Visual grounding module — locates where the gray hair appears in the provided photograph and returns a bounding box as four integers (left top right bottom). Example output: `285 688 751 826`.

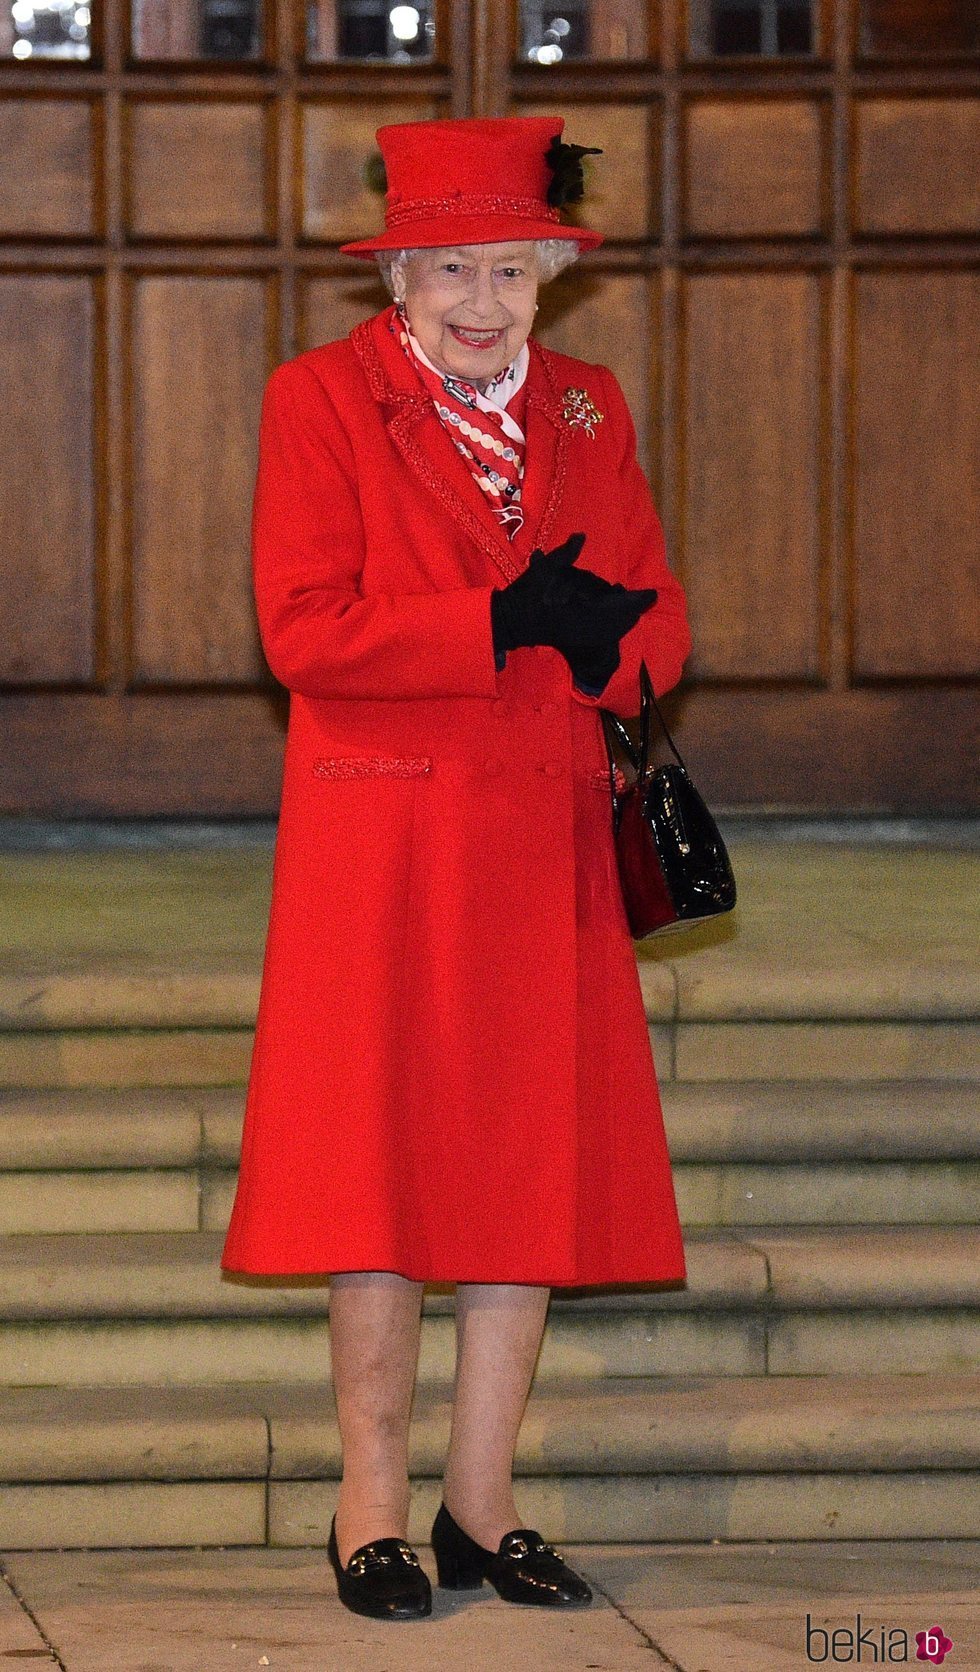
374 238 581 296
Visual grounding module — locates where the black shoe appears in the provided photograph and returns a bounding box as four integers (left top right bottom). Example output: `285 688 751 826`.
327 1513 432 1619
430 1501 592 1607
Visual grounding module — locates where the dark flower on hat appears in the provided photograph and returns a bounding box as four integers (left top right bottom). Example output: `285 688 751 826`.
543 134 603 208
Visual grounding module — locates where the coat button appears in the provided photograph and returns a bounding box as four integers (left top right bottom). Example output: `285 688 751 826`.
535 762 562 776
484 757 503 775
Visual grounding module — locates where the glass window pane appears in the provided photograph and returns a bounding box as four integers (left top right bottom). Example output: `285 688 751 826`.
690 0 813 57
861 0 978 55
306 0 435 62
518 2 650 63
1 0 92 60
132 0 262 57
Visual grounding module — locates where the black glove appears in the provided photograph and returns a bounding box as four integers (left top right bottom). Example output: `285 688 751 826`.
562 639 622 696
490 532 591 663
491 532 657 668
529 534 658 695
558 591 663 693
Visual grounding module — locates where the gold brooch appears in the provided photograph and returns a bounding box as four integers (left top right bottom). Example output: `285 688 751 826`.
562 387 604 438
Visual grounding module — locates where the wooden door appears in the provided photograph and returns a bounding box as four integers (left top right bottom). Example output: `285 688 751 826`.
0 0 976 814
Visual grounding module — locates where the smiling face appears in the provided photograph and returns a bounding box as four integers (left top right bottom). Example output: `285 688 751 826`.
392 242 541 391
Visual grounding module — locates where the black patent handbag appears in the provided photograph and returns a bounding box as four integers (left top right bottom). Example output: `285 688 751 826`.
599 659 737 938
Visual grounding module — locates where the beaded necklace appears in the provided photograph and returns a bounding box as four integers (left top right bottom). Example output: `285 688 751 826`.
389 303 529 539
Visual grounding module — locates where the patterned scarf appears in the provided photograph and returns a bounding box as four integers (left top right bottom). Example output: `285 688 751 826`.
389 303 529 539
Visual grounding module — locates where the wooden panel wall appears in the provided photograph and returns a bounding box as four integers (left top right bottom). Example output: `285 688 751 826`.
0 275 97 685
507 0 978 811
0 0 976 814
853 268 979 679
129 274 271 683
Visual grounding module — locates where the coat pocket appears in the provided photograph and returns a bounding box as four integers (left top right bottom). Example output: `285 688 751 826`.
589 766 628 793
312 755 432 780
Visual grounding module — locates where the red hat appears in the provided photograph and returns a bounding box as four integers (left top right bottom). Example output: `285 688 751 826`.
339 115 604 258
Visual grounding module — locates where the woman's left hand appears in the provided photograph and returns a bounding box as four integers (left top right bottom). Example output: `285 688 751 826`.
562 639 621 695
556 578 659 694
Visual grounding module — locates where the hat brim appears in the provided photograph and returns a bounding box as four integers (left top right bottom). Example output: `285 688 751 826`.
339 213 603 258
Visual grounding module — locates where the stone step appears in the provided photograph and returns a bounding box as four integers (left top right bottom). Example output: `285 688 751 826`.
4 1158 977 1236
671 1022 978 1082
664 1080 980 1159
1 845 975 1086
3 1080 977 1166
0 1021 976 1088
0 1375 975 1548
5 1227 977 1318
3 967 977 1029
0 1029 255 1090
1 1083 976 1234
2 844 977 1031
0 1228 975 1386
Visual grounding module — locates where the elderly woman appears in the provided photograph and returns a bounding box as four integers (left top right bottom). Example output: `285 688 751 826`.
222 115 691 1621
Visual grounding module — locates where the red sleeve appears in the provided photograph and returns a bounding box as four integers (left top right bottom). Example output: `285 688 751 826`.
569 365 691 719
252 360 500 700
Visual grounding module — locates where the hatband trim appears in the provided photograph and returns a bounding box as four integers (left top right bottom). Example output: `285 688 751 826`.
385 193 563 229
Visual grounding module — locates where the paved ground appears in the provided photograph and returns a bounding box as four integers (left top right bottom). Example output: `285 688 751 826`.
1 1541 976 1670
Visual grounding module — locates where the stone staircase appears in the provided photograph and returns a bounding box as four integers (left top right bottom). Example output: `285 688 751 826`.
0 835 976 1549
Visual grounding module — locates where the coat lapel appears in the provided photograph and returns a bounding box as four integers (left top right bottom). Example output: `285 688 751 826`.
516 350 571 564
350 306 572 585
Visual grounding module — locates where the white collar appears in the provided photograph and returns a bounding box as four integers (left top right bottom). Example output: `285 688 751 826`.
402 317 530 426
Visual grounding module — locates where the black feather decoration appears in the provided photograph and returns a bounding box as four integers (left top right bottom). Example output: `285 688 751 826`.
365 151 387 194
543 134 603 208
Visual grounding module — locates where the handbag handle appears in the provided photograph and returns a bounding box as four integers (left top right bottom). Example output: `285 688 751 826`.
600 659 689 787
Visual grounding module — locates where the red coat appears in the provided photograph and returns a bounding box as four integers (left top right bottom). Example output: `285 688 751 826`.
221 302 691 1286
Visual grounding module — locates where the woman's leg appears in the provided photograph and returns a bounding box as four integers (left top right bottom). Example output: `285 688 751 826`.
441 1282 551 1551
328 1270 425 1566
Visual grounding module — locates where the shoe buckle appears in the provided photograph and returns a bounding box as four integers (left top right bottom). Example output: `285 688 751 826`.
506 1533 559 1559
511 1536 560 1562
349 1542 419 1575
